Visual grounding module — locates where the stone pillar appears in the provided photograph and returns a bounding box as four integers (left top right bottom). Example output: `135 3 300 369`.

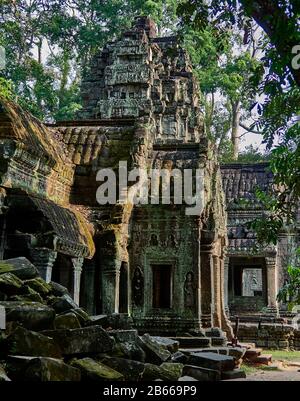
30 248 57 283
212 254 222 328
80 260 96 315
266 256 279 314
224 256 230 316
71 257 84 305
102 262 121 314
200 245 213 328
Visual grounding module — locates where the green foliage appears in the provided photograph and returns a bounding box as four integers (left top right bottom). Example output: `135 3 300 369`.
237 145 270 163
0 76 13 99
277 252 300 310
178 0 300 241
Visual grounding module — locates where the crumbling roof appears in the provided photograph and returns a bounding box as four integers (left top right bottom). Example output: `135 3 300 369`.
0 96 72 167
221 163 273 205
27 195 95 259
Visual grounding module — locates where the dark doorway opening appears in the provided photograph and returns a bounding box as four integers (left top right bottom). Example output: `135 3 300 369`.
52 253 73 294
119 262 128 313
152 264 172 309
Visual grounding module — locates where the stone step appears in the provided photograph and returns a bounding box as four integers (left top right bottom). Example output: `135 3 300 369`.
252 354 272 365
234 342 256 349
170 337 211 348
211 337 227 346
244 348 263 360
180 346 246 361
221 369 247 380
182 365 221 381
188 352 235 372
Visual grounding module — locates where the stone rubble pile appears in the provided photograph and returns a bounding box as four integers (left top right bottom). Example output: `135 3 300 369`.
0 257 247 381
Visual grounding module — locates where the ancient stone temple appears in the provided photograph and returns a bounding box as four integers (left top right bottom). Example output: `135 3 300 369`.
0 17 231 337
221 163 299 318
0 17 298 342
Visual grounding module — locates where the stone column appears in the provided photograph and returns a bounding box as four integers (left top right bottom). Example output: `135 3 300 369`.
224 256 230 316
102 262 121 314
71 257 84 305
212 254 222 328
266 256 279 314
30 248 57 283
200 245 213 328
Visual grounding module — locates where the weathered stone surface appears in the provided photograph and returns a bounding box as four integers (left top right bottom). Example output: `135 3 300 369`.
0 258 38 280
112 341 146 362
171 351 189 364
18 285 44 303
142 362 183 381
188 352 235 372
182 365 221 381
178 375 198 381
71 357 124 381
43 326 115 355
221 369 246 380
7 326 61 357
87 315 109 328
109 329 138 343
0 364 11 381
49 294 78 313
49 281 69 297
0 301 55 331
170 337 211 348
0 273 23 295
159 363 184 381
138 334 171 365
54 312 81 329
101 356 145 381
151 337 179 353
70 308 90 325
8 356 81 381
107 313 133 330
24 277 51 296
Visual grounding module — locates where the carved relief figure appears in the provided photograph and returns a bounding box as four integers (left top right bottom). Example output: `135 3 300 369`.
150 234 158 246
184 271 195 308
132 266 144 306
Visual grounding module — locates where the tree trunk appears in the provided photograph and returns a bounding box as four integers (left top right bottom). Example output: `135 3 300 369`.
231 100 241 160
241 0 300 87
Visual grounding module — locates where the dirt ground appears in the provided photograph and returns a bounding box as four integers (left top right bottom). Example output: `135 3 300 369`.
234 356 300 381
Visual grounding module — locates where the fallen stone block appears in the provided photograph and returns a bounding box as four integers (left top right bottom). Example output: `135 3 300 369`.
7 356 81 381
171 351 189 364
221 369 247 380
101 356 145 381
188 352 235 372
71 357 124 381
0 258 38 280
252 354 272 365
0 301 55 331
178 375 198 381
151 337 179 353
142 362 183 381
24 277 51 296
49 294 78 313
107 313 133 330
171 337 211 348
49 281 70 297
112 341 146 362
42 325 115 355
7 326 61 357
54 312 81 329
87 315 109 328
0 273 23 295
182 365 221 381
138 334 171 365
109 329 138 343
